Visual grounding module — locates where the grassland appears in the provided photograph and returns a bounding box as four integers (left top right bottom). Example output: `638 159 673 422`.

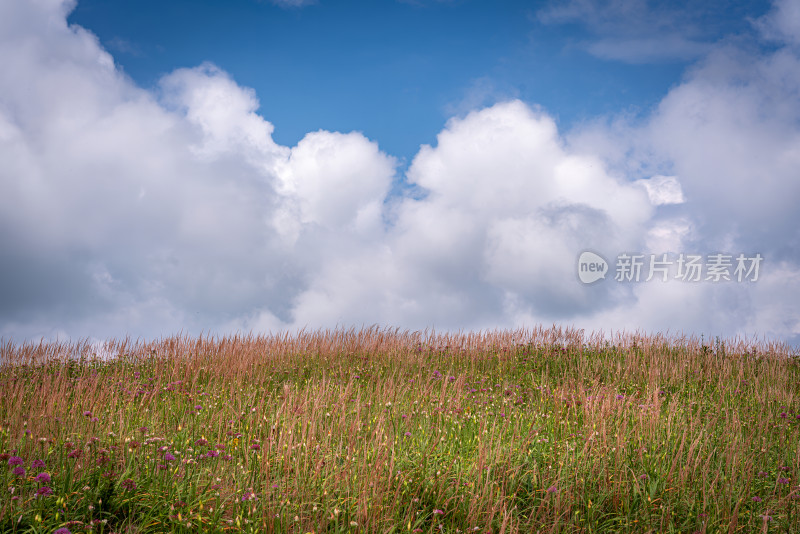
0 326 798 533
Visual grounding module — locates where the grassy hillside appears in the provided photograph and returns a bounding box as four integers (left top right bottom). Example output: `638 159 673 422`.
1 327 798 533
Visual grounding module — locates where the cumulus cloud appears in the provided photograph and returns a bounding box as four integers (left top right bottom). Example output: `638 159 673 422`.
1 0 799 344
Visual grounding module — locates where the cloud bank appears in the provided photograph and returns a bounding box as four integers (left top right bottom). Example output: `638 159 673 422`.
1 0 799 344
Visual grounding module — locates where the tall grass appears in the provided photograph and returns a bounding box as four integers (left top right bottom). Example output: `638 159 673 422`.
0 326 798 533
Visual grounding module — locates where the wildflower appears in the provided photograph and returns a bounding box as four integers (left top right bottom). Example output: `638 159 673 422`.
616 395 624 400
405 432 412 437
36 486 53 496
778 477 790 484
54 529 71 534
241 491 258 501
32 459 45 469
752 496 763 502
7 456 23 466
250 444 260 451
12 466 25 477
194 405 202 411
121 478 137 491
195 438 208 446
83 411 92 417
206 450 220 458
36 472 51 484
546 486 558 493
67 449 82 459
164 452 176 462
433 509 444 515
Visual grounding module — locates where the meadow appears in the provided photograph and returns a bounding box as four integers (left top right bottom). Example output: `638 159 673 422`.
0 326 798 533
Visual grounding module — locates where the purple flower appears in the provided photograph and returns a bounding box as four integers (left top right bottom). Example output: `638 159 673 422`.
250 444 260 451
433 509 444 515
616 395 625 400
194 405 202 411
164 452 176 462
195 438 208 446
405 432 412 437
778 477 790 484
12 466 25 476
205 450 220 458
121 478 137 491
546 486 558 493
752 496 763 502
36 486 53 496
83 411 92 417
241 491 258 502
54 529 71 534
31 459 45 469
36 472 51 483
8 456 23 466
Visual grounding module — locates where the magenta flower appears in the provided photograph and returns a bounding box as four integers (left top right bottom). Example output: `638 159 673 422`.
83 411 92 417
7 456 23 466
36 472 51 483
36 486 53 496
753 496 763 502
12 466 25 477
250 443 260 451
54 529 71 534
195 438 208 446
546 486 558 493
121 478 137 491
164 452 176 462
433 509 444 515
404 432 412 437
31 459 45 469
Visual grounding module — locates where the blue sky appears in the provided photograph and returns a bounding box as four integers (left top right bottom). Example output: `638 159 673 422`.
68 0 768 167
1 0 799 346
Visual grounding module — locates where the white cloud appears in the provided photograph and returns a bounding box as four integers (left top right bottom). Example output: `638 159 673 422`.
268 0 317 8
754 0 800 47
1 0 799 345
634 175 685 206
537 0 728 63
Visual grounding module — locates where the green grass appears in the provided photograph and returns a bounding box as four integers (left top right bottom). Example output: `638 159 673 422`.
0 327 798 533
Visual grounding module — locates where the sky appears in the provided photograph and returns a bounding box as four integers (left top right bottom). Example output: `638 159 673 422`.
1 0 799 346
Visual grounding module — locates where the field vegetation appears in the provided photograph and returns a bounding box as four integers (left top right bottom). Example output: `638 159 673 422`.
0 327 798 533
